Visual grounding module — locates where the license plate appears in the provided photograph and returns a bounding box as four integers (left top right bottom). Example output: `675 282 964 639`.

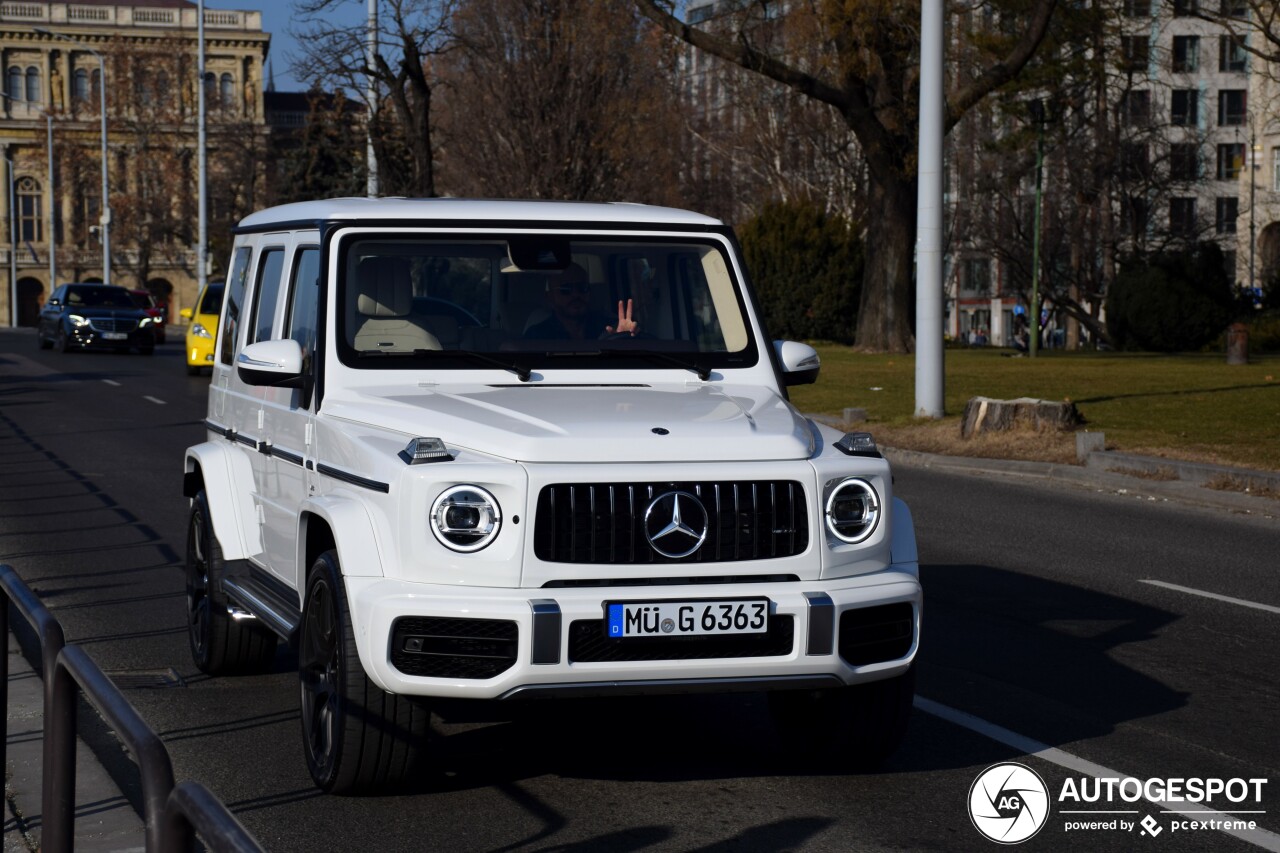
605 599 769 638
102 332 127 340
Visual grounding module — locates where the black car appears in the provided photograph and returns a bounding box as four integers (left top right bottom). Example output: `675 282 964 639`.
36 283 157 355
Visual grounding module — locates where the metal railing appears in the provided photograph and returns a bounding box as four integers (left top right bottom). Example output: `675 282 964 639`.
0 563 264 853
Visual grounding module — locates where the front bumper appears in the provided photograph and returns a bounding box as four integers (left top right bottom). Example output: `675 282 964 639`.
347 569 921 699
185 335 215 367
68 326 153 349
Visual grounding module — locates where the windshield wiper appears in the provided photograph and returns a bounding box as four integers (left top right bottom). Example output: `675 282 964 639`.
597 348 711 381
417 349 532 382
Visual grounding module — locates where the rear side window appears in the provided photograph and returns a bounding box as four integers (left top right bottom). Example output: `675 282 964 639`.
285 247 321 359
218 247 253 366
248 248 287 344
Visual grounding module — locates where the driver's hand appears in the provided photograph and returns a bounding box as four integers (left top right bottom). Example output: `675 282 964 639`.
606 299 637 336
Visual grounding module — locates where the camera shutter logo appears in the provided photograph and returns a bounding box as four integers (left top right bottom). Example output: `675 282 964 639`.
643 491 708 558
968 762 1050 844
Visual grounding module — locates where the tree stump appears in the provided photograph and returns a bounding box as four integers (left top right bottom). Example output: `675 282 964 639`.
960 396 1084 438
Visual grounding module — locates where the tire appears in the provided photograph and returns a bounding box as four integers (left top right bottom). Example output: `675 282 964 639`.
769 665 915 769
56 330 71 353
186 363 202 376
139 346 155 356
185 491 278 675
37 328 52 350
300 550 430 794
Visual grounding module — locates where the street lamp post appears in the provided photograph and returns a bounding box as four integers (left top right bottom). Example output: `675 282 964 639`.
1028 99 1048 359
35 28 109 285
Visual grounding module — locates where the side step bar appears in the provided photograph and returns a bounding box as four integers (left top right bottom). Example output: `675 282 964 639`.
221 564 302 641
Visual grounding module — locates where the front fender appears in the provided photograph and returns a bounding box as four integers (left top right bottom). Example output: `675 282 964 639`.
299 495 387 582
184 441 258 561
889 497 919 578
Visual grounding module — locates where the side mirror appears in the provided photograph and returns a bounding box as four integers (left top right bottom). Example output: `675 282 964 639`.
237 339 305 387
179 308 193 321
774 340 820 386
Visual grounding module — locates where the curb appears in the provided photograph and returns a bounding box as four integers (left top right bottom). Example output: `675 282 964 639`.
881 446 1280 519
4 632 145 853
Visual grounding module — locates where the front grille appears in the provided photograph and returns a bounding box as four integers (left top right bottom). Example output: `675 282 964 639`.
568 616 794 662
838 603 914 666
89 318 139 333
390 616 518 679
534 481 808 565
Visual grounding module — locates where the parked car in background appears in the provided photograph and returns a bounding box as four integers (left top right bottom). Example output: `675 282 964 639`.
180 282 224 375
129 289 167 343
36 283 157 354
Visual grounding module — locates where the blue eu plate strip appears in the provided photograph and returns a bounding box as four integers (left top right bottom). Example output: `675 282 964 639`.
607 604 624 637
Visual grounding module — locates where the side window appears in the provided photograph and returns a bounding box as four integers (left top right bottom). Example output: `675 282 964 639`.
248 248 286 344
218 246 253 365
285 247 321 359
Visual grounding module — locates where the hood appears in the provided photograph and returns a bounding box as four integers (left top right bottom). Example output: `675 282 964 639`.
64 306 147 319
324 383 816 463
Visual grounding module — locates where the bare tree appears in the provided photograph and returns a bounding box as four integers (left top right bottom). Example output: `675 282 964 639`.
635 0 1058 353
294 0 454 197
434 0 687 203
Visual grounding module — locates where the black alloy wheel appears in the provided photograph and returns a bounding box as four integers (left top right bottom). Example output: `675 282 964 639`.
300 550 429 794
185 490 277 674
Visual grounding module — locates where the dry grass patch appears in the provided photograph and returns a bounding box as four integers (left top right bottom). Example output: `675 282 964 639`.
870 419 1079 465
1204 475 1280 501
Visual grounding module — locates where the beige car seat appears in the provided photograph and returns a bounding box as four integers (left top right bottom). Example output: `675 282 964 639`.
352 257 440 352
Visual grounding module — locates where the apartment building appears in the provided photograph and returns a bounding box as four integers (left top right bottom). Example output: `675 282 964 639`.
0 0 268 326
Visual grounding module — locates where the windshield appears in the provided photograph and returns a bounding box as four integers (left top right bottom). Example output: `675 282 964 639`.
65 286 135 309
336 234 756 372
199 285 225 315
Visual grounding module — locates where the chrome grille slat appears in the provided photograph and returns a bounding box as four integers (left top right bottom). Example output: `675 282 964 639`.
534 480 808 565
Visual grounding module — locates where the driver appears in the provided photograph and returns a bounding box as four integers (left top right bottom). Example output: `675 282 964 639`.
523 262 637 340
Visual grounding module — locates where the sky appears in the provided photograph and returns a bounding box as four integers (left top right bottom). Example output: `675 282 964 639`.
206 0 366 94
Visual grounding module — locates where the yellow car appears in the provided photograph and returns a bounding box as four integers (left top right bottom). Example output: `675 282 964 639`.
180 282 224 375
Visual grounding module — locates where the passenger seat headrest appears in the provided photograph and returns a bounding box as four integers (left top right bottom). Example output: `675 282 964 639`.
356 257 413 317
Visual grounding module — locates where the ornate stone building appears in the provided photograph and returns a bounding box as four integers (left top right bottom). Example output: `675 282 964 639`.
0 0 268 326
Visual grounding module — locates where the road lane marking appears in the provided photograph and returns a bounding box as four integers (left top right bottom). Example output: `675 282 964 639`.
914 696 1280 851
102 380 121 386
1139 579 1280 615
143 396 166 406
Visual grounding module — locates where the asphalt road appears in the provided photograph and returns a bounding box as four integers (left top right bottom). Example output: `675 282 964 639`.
1 326 1277 852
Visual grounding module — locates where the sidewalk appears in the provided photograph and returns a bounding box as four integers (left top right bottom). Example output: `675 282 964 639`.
4 632 145 853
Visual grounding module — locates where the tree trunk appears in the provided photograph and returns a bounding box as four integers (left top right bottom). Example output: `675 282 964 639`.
854 174 916 353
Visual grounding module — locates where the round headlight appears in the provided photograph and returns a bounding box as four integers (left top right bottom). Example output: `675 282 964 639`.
825 478 880 544
431 485 501 552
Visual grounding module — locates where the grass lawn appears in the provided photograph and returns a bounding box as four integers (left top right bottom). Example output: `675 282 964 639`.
789 347 1280 472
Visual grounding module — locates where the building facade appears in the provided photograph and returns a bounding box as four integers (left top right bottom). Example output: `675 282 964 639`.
0 0 268 326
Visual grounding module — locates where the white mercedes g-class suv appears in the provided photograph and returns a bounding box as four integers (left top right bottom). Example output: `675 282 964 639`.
182 198 921 793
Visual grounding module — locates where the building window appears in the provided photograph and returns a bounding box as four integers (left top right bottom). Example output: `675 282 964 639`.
1121 196 1149 238
1223 250 1236 281
156 71 170 106
203 71 215 103
1219 35 1247 72
1170 143 1199 181
1220 0 1247 17
1123 0 1151 14
1171 89 1198 126
91 68 101 102
1217 143 1245 179
1170 197 1197 238
1274 148 1280 191
1121 90 1151 126
7 66 21 101
1216 197 1239 234
17 177 43 242
73 68 88 102
1121 143 1150 181
25 67 39 103
1172 36 1199 72
220 72 234 109
1121 36 1150 72
1173 0 1198 15
1218 90 1246 126
962 258 991 297
688 4 715 24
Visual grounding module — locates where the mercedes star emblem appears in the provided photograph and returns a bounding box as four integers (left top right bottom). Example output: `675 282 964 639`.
643 491 709 558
